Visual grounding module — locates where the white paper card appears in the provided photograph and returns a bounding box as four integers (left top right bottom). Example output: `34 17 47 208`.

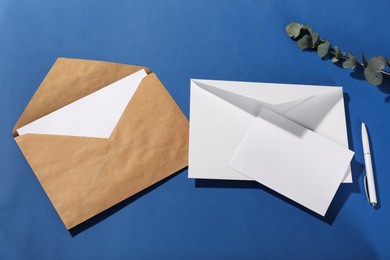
17 69 147 138
229 108 354 216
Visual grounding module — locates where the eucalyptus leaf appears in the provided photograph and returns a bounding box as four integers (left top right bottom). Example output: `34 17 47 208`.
364 67 383 86
342 60 355 69
286 22 390 88
334 47 342 57
311 32 319 48
286 23 303 38
367 57 385 72
297 35 312 49
317 41 330 58
342 53 358 69
332 47 343 63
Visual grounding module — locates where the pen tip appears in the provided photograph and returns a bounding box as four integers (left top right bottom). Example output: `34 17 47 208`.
362 122 367 131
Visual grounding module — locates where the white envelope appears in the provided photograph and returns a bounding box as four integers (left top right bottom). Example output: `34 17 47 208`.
188 79 354 216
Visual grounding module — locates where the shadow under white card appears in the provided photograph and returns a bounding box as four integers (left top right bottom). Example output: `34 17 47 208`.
229 108 354 216
17 69 147 138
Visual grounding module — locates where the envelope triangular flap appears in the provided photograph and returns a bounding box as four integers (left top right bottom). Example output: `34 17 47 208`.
193 79 347 149
14 59 189 229
13 58 150 136
193 79 339 106
193 80 315 117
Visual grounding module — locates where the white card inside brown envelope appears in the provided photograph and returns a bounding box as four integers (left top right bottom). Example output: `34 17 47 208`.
17 69 147 138
13 58 189 229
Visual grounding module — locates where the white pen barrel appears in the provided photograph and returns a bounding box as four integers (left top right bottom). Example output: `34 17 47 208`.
364 153 377 205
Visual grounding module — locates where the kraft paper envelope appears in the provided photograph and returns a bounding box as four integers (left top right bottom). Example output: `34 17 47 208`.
13 58 189 229
188 79 354 215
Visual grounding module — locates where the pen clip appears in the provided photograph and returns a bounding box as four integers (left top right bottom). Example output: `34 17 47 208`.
364 175 371 202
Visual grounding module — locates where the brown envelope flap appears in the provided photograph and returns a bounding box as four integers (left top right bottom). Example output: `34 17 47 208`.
15 72 189 229
13 57 151 136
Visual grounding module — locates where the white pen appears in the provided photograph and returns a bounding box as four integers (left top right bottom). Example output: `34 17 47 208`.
362 122 377 207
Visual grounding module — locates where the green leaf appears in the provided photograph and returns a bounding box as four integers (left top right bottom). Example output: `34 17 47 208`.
367 57 386 72
334 46 342 57
343 60 355 69
361 52 368 68
297 35 312 49
311 32 319 48
364 67 383 86
317 41 330 58
332 47 342 62
332 46 343 63
342 53 358 69
378 55 386 63
286 23 303 38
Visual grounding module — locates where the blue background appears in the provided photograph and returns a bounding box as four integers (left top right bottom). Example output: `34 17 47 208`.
1 0 390 259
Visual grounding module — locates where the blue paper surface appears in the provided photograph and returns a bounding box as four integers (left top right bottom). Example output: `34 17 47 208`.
1 0 390 258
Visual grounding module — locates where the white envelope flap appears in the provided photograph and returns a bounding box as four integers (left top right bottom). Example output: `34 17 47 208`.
192 79 334 104
16 69 147 138
193 79 342 126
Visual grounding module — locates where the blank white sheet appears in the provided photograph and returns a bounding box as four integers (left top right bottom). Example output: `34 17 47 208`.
229 108 354 216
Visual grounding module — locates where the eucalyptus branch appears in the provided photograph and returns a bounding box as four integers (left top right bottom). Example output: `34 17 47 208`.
286 22 390 86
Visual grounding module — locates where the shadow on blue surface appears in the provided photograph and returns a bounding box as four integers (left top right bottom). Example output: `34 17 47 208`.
69 167 187 237
196 169 362 225
379 74 390 102
349 65 366 81
195 94 365 225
